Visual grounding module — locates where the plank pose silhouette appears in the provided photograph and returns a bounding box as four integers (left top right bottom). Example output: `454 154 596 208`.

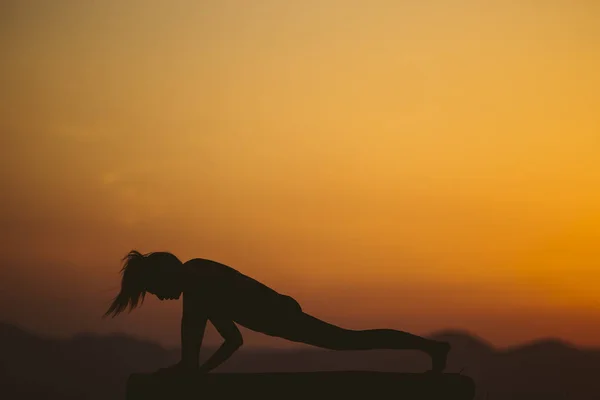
104 250 451 375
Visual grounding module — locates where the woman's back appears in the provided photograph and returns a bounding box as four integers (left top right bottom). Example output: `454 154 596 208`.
182 258 291 318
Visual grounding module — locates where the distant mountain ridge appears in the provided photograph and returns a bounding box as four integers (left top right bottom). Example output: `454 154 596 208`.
1 321 599 400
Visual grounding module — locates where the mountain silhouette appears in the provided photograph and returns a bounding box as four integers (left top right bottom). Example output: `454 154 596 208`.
1 321 599 399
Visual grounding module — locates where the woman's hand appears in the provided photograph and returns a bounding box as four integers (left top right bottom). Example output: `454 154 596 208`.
154 361 201 377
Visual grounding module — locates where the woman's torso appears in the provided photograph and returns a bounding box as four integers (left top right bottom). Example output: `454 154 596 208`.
182 258 300 324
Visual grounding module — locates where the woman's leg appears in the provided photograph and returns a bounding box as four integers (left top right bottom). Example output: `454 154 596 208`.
273 311 450 372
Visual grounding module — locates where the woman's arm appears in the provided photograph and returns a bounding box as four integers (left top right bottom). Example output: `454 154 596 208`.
180 315 207 369
180 292 208 369
198 318 243 373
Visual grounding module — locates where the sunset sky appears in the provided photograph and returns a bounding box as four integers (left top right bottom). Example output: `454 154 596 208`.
1 0 599 349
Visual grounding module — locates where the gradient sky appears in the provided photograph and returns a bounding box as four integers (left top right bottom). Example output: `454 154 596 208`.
1 0 599 349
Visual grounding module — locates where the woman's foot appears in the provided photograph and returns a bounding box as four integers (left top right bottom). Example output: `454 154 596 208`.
427 341 451 373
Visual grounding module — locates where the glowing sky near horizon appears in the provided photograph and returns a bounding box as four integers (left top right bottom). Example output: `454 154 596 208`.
1 0 599 349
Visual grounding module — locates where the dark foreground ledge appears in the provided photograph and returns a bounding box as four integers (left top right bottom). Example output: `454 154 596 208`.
127 371 476 400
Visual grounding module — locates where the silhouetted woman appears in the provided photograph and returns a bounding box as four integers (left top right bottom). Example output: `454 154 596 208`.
104 250 450 374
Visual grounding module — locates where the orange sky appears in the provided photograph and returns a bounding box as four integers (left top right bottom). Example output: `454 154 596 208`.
1 0 599 349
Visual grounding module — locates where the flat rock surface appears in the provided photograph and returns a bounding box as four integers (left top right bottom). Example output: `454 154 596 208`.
127 371 476 400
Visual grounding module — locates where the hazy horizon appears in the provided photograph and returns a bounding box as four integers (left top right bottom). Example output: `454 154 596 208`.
1 0 599 349
4 317 597 353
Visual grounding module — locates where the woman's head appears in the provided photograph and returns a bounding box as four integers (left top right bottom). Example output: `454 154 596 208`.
103 250 184 318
